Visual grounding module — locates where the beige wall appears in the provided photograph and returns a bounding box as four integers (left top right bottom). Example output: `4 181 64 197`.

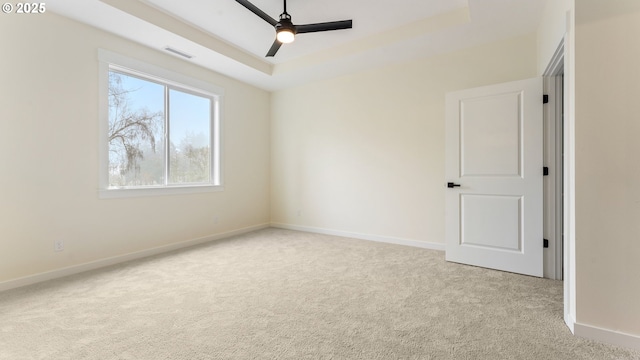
537 0 572 75
0 13 271 283
271 34 537 245
574 3 640 336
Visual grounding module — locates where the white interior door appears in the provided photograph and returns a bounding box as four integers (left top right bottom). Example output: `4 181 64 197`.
445 78 543 277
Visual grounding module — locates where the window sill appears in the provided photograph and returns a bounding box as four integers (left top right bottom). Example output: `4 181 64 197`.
99 184 224 199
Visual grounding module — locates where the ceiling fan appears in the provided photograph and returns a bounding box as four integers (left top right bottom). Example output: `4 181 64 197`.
235 0 353 57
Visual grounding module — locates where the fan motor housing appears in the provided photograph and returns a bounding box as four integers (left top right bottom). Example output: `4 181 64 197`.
276 16 296 35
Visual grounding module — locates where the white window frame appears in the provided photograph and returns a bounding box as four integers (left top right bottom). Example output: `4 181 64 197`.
98 49 224 198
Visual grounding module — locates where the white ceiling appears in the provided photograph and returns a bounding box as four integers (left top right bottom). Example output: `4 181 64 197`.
47 0 546 91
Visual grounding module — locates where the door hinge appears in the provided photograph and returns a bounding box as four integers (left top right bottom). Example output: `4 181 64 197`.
543 94 549 104
543 239 549 248
543 166 549 176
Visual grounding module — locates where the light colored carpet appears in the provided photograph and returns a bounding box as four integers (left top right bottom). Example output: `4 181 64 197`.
1 228 638 360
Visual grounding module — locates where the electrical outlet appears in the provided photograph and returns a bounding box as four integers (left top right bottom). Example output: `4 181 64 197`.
213 216 219 225
296 209 302 217
54 240 64 252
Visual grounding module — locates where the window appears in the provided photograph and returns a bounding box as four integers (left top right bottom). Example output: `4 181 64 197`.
99 50 223 197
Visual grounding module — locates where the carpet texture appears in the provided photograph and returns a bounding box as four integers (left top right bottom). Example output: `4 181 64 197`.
1 228 638 359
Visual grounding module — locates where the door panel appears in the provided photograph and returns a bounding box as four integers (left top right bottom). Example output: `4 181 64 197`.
445 78 543 277
462 194 522 251
461 92 522 176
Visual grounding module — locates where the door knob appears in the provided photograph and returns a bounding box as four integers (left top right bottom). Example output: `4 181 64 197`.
447 182 461 188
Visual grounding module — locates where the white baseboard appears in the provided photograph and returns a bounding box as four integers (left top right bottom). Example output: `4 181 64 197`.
575 322 640 351
270 223 445 251
0 223 269 293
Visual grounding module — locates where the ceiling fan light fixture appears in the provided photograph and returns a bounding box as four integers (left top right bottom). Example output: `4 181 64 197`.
276 28 295 43
275 16 296 44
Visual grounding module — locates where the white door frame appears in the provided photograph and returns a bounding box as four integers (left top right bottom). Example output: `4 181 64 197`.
543 35 576 334
543 40 564 281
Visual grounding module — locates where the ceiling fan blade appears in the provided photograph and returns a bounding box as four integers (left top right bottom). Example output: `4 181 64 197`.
235 0 278 26
296 20 352 34
266 39 283 57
